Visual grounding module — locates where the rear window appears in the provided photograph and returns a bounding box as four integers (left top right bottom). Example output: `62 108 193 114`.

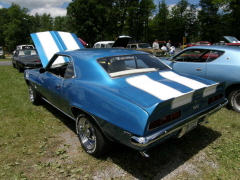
98 54 170 78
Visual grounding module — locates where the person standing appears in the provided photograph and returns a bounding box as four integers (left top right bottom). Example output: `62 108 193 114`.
170 45 175 56
152 39 159 49
166 40 171 54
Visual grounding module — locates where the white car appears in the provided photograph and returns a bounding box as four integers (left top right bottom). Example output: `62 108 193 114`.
93 41 114 48
13 44 35 54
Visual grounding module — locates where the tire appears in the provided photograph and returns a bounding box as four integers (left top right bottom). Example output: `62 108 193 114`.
228 88 240 113
12 61 16 68
28 84 42 105
16 62 24 72
76 114 111 157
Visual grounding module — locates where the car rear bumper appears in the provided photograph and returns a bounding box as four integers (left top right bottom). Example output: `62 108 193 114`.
130 98 228 149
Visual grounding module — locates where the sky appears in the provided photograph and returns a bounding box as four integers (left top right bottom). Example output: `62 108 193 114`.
0 0 200 17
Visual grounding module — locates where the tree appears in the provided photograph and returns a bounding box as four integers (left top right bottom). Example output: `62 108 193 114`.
0 8 8 47
198 0 222 43
3 3 32 51
148 0 169 42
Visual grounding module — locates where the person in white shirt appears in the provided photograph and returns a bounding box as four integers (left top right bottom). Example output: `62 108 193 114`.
152 39 159 49
170 46 175 56
161 44 167 51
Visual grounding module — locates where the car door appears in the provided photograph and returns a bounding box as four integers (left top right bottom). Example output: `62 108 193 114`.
169 49 209 79
38 55 70 108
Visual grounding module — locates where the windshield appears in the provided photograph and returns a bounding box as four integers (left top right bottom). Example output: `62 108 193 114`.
223 36 239 43
98 54 170 78
19 49 37 56
138 43 152 48
105 43 113 48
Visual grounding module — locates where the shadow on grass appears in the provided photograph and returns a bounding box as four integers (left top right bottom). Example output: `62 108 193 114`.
109 125 221 179
40 101 76 132
40 101 221 179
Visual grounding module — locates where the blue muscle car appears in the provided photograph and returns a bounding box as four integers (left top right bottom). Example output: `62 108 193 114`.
24 31 227 157
159 46 240 113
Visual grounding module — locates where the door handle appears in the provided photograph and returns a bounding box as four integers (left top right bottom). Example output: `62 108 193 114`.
196 68 202 71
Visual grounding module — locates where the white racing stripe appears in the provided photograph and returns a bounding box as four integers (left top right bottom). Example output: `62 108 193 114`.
36 32 60 61
126 75 184 101
160 71 218 96
36 32 65 65
58 31 80 50
159 71 207 89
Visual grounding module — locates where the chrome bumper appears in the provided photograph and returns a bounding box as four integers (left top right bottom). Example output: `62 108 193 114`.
131 99 228 147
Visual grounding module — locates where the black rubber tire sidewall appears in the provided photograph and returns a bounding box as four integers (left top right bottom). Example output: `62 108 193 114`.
228 88 240 113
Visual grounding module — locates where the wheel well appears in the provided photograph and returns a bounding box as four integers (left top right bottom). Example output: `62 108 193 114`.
71 107 100 126
71 106 113 141
225 84 240 97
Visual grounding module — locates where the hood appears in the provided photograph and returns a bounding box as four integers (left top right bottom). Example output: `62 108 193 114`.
31 31 85 68
223 36 240 43
112 35 131 48
115 71 219 109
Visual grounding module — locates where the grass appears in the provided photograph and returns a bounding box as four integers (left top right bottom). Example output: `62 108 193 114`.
0 65 240 179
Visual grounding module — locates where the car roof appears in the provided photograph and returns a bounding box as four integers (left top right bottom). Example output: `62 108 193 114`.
94 41 114 44
57 48 149 60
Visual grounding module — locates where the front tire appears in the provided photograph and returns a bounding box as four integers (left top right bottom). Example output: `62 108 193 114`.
28 84 41 105
76 114 111 157
228 88 240 113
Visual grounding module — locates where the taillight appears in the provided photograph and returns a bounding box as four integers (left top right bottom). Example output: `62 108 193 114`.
208 93 223 104
148 110 181 131
34 60 41 62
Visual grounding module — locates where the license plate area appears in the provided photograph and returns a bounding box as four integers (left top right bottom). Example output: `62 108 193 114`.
177 119 199 138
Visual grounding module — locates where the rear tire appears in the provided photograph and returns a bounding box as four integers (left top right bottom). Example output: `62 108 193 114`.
228 88 240 113
28 84 42 105
76 114 111 157
12 61 16 68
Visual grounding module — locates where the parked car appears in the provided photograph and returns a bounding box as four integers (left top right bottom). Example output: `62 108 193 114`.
12 49 42 72
159 45 240 112
213 36 240 47
93 41 114 48
0 46 4 58
127 43 166 57
186 42 196 48
16 44 35 50
25 31 227 157
93 36 131 48
195 41 211 46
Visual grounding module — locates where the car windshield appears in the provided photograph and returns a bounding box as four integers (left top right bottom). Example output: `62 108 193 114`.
223 36 239 43
98 54 170 78
138 43 152 48
105 43 113 48
19 50 37 56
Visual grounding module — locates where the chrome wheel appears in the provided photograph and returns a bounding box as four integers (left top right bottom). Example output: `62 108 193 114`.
29 85 35 103
76 114 112 157
28 84 41 105
77 116 96 152
228 88 240 113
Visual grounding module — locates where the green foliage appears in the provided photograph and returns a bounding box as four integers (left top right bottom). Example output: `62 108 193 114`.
1 0 240 49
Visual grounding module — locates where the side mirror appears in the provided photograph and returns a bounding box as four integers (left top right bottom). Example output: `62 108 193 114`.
39 68 46 73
